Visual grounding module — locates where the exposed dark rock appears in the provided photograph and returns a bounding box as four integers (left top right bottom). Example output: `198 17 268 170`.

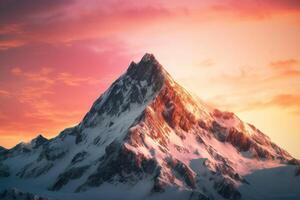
210 121 227 142
31 134 48 149
0 146 8 161
126 128 146 148
38 145 67 161
174 162 196 188
78 142 158 191
126 53 165 87
207 146 227 163
75 133 84 144
198 120 208 130
167 158 196 189
252 144 273 160
130 84 144 104
226 128 251 152
196 135 204 144
214 178 241 200
59 126 84 144
295 166 300 176
108 121 114 127
213 109 234 120
174 145 190 154
17 162 53 178
288 158 300 165
189 191 211 200
209 120 279 161
71 151 88 164
152 178 167 193
9 143 31 154
0 163 10 177
93 135 102 145
51 166 89 191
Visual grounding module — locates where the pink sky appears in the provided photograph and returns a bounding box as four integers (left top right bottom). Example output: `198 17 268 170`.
0 0 300 158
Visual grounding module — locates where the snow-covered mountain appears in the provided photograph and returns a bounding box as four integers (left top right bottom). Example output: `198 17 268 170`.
0 54 299 200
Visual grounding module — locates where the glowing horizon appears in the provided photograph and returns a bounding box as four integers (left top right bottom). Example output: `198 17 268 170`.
0 0 299 158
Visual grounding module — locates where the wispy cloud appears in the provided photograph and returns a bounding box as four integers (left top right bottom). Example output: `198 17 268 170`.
10 67 22 75
209 0 300 20
11 67 101 86
56 72 101 86
0 0 171 49
0 89 10 97
198 59 215 68
244 94 300 114
269 94 300 107
1 0 299 49
269 59 299 69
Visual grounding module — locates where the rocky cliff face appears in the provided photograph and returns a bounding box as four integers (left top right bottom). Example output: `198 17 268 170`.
0 54 299 200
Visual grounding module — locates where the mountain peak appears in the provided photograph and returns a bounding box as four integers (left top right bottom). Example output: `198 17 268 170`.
126 53 167 82
30 134 48 148
141 53 156 62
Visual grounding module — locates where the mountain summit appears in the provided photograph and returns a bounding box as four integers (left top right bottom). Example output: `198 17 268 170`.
0 54 299 200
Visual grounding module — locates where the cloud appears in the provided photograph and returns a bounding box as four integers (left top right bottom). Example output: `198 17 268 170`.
210 0 300 20
0 0 74 25
209 93 300 116
198 59 215 67
0 90 10 97
268 94 300 108
56 72 101 86
269 59 299 69
11 67 55 84
205 60 300 114
272 69 300 80
10 67 22 75
25 68 55 85
0 0 74 48
268 58 300 80
240 94 300 115
18 85 54 103
0 0 172 49
2 0 299 49
11 67 101 87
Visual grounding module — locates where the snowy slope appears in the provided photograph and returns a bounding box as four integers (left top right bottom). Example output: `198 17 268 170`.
0 188 51 200
0 53 299 200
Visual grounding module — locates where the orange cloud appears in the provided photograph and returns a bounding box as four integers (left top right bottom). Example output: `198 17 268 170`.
0 1 172 49
210 93 300 116
269 94 300 108
10 67 22 75
0 89 10 97
269 59 300 80
198 59 215 67
209 0 300 20
1 0 299 49
11 67 55 85
11 67 101 87
56 72 101 86
235 94 300 114
270 59 299 69
273 69 300 80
